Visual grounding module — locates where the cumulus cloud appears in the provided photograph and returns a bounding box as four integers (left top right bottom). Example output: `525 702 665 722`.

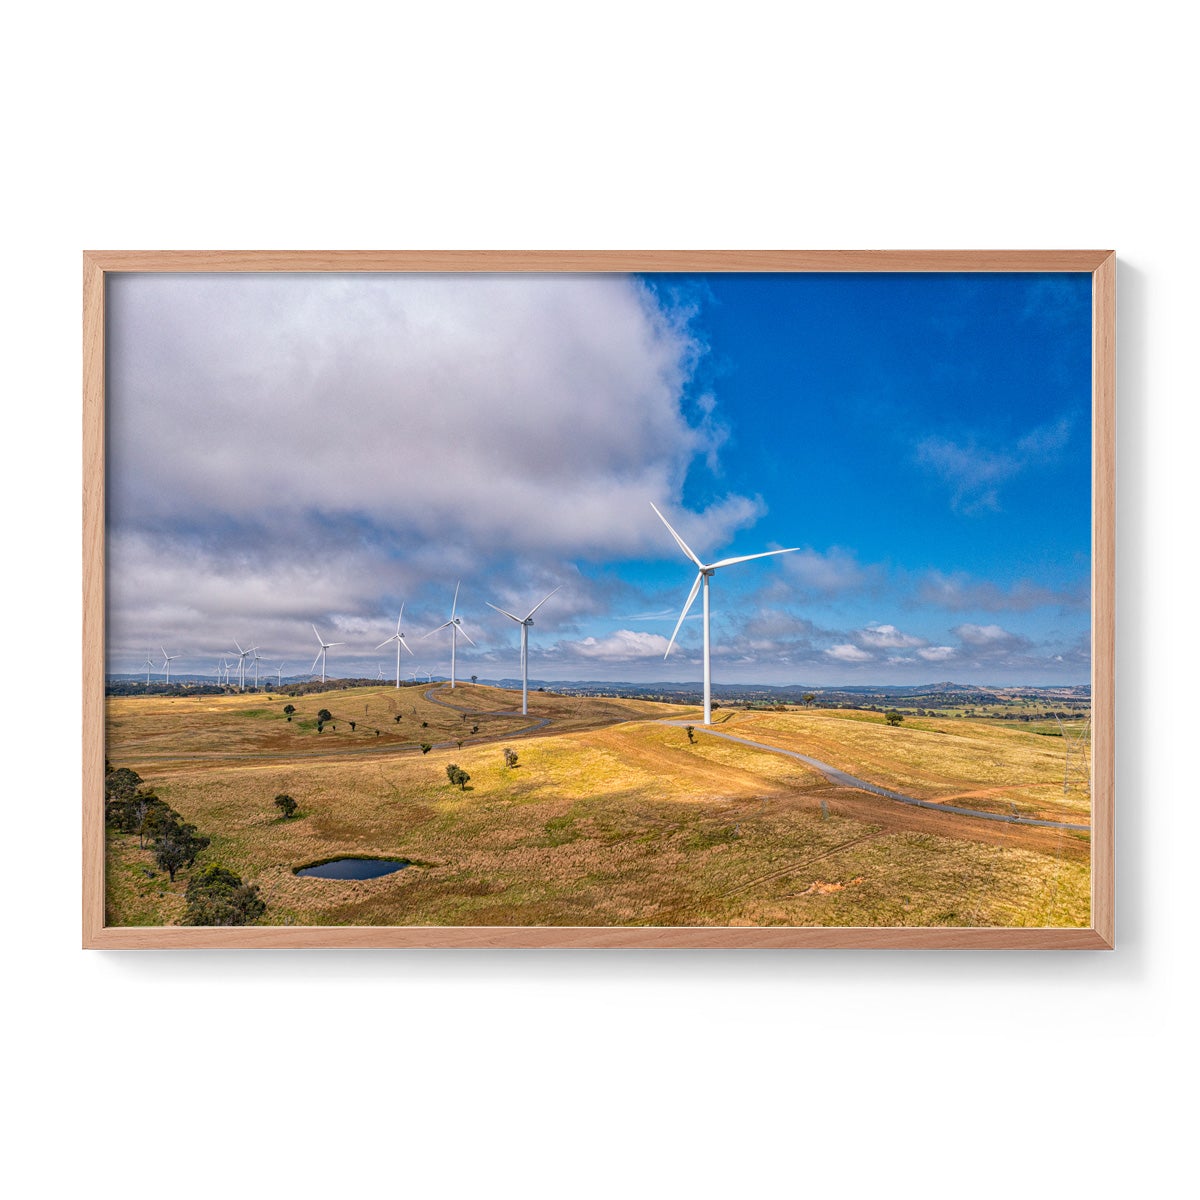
825 643 874 663
107 274 756 560
953 622 1031 654
557 630 673 661
917 645 957 662
856 623 925 649
915 417 1073 513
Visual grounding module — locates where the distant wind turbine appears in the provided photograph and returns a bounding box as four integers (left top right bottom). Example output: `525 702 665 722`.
142 652 156 686
274 662 286 687
376 605 414 689
230 640 257 691
161 646 181 686
422 582 475 689
311 624 345 684
651 502 798 725
486 587 559 716
251 649 263 689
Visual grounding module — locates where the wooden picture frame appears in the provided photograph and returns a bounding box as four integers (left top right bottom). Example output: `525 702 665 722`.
83 250 1114 948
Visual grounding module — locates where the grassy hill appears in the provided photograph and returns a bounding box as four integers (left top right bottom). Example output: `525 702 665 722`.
104 683 1090 928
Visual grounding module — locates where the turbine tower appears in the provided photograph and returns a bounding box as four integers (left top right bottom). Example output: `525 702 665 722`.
486 586 559 716
274 662 286 687
375 605 414 689
422 582 475 689
230 640 257 691
251 650 263 689
651 502 798 725
311 624 345 685
161 646 181 686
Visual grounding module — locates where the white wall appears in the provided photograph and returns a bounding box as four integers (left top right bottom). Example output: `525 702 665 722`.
4 3 1193 1196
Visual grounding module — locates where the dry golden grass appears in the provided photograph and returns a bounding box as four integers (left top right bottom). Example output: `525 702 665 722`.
104 687 1090 929
723 708 1091 822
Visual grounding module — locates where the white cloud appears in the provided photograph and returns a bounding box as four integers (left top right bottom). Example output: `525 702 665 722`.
857 623 925 649
558 630 673 661
917 645 957 662
825 643 874 663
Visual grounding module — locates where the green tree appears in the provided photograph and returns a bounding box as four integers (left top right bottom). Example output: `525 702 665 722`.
503 747 519 769
445 764 470 790
685 725 695 743
317 708 333 724
885 709 904 727
274 793 298 819
420 743 432 754
183 864 266 926
471 675 478 686
283 704 296 715
802 693 816 707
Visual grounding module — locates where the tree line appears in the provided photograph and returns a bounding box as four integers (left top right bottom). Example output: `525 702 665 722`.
104 762 265 925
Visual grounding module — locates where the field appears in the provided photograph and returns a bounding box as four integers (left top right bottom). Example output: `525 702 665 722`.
104 683 1091 928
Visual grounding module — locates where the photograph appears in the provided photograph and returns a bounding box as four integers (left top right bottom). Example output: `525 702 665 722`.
88 252 1110 944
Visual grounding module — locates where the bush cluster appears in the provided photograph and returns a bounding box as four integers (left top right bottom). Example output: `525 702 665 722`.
182 864 266 927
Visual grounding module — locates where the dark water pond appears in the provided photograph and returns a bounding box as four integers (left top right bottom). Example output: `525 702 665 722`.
295 858 409 880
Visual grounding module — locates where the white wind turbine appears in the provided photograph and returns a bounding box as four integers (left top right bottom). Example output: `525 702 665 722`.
375 605 414 689
311 624 345 684
230 640 257 691
142 652 156 686
486 587 559 716
251 650 263 689
651 502 798 725
161 646 181 686
274 662 286 687
422 582 475 689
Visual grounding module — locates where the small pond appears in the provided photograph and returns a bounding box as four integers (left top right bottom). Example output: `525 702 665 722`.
295 858 409 880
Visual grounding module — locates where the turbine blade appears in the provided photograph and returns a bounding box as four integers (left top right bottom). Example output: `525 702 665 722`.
457 625 476 647
708 547 799 570
398 636 413 655
396 604 404 634
375 639 394 650
311 651 323 673
524 585 561 621
451 580 460 620
312 625 324 645
486 601 523 624
328 642 345 648
650 502 703 568
665 572 703 659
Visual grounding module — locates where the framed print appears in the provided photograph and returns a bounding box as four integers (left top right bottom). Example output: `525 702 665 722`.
83 250 1114 948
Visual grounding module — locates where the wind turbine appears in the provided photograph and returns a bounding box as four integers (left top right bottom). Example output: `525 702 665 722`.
375 605 414 689
274 662 286 687
311 624 345 685
651 502 798 725
142 652 156 686
422 582 475 689
230 640 257 691
486 587 559 716
251 650 263 689
161 646 181 686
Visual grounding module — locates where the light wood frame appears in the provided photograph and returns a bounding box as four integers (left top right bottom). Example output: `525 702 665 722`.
83 250 1115 949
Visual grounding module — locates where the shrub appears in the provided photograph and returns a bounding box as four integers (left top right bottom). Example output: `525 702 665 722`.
420 743 432 754
685 725 695 743
446 764 470 790
182 863 266 926
503 747 519 769
274 793 298 819
885 710 904 727
283 704 295 715
317 708 333 724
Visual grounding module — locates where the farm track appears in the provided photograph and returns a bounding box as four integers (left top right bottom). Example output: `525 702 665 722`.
662 722 1091 833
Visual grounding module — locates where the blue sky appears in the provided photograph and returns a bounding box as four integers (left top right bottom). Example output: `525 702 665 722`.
106 270 1092 686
